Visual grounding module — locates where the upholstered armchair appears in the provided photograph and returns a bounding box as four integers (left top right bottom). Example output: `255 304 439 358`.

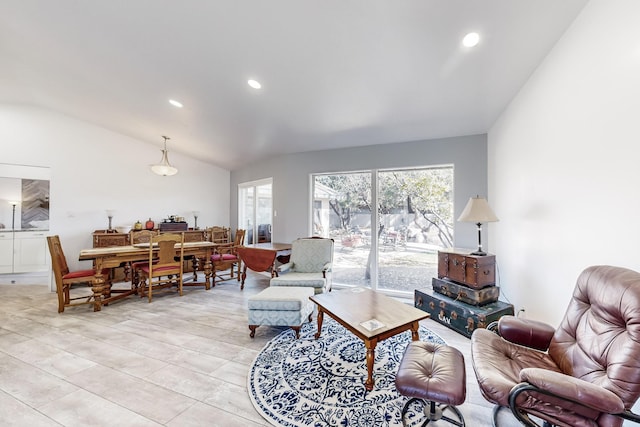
471 265 640 427
270 237 333 294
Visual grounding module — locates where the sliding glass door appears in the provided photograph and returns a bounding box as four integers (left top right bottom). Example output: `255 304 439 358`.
314 172 373 287
238 178 272 245
376 167 453 293
312 166 453 295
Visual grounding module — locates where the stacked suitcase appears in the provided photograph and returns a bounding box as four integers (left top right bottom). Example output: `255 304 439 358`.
415 249 514 338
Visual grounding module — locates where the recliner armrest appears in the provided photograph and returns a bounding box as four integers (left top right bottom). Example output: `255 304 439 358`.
519 368 624 414
498 315 555 351
277 262 293 273
322 262 332 272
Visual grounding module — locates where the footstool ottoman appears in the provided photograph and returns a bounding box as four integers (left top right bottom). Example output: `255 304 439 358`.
248 286 315 339
395 341 466 426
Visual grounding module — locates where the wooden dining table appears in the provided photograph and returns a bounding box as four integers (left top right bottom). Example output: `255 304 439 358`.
78 241 216 311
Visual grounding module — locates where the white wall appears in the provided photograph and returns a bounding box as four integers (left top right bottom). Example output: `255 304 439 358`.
0 105 230 283
488 0 640 325
231 134 488 248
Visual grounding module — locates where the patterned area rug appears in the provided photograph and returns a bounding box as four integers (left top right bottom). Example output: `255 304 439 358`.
248 317 445 427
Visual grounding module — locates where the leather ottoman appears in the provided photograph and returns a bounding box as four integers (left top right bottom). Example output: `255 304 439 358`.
395 341 466 426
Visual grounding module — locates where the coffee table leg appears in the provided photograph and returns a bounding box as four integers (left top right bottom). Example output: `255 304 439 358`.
314 308 324 339
410 321 420 341
365 339 376 391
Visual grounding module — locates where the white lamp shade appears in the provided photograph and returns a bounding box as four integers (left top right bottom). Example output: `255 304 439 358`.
150 150 178 176
151 137 178 176
458 196 498 223
151 163 178 176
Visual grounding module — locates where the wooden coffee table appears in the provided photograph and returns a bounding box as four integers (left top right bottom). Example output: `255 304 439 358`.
310 287 429 391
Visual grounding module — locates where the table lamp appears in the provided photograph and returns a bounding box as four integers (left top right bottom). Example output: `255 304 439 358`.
457 196 498 256
192 211 200 230
106 209 115 231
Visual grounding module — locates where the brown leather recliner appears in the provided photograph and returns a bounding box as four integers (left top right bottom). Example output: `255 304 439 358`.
471 265 640 427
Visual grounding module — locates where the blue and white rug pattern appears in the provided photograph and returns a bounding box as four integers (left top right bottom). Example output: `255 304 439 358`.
248 318 445 426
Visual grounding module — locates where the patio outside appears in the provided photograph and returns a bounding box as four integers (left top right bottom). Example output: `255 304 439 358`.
332 238 439 294
314 167 453 295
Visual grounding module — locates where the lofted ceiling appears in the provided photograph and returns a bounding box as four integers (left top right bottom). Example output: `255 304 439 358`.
0 0 588 170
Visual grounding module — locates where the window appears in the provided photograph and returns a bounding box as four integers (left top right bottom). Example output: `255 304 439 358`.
238 178 272 245
312 166 453 295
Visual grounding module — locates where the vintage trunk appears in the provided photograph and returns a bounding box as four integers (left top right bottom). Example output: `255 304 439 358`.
415 288 514 338
431 277 500 306
437 250 496 289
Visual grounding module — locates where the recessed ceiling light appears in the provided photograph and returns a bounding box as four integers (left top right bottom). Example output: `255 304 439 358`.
462 32 480 48
169 99 183 108
248 79 262 89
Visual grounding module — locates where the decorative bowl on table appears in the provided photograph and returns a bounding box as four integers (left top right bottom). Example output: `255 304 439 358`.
115 225 132 234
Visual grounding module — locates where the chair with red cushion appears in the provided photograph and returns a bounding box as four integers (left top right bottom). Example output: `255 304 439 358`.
211 229 245 285
138 232 184 302
47 235 110 313
129 230 159 287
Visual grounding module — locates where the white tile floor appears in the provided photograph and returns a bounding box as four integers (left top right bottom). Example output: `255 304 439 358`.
0 272 522 427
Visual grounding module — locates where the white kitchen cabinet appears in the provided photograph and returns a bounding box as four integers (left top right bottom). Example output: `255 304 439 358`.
13 231 49 273
0 232 13 274
0 230 49 274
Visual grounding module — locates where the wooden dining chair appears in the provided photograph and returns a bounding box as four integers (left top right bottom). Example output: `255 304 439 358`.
192 226 230 281
129 230 159 288
207 226 231 244
180 229 209 285
211 229 245 285
138 233 184 302
47 235 108 313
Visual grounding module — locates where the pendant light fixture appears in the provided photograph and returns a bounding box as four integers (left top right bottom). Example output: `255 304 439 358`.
151 135 178 176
